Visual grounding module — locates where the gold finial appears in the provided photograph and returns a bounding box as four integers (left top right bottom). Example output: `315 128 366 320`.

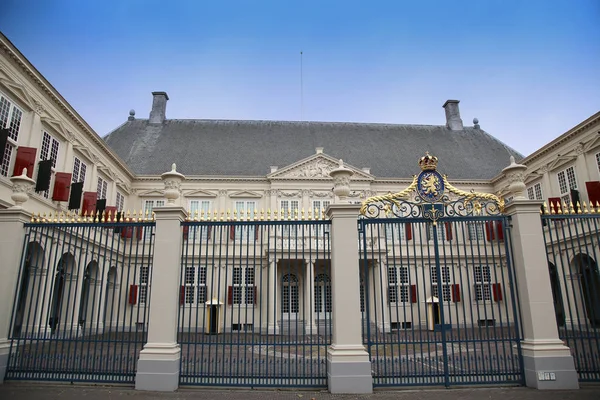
253 208 258 221
227 209 231 221
101 212 106 223
542 202 548 215
418 151 439 171
53 212 58 223
582 201 589 214
260 209 265 221
576 201 582 214
125 210 130 222
569 201 576 215
301 208 305 220
307 208 313 220
267 209 271 220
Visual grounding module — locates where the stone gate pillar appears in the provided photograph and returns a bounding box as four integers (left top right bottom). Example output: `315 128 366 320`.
135 164 186 391
503 157 578 389
326 160 372 394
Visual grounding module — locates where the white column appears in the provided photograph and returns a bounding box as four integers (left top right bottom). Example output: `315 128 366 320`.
267 258 279 334
0 209 31 382
304 259 317 334
507 200 578 389
135 206 186 391
326 204 372 394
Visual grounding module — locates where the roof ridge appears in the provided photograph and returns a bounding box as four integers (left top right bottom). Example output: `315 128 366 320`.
131 118 451 128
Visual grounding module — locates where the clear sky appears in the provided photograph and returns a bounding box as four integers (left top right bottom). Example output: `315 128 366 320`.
1 0 599 157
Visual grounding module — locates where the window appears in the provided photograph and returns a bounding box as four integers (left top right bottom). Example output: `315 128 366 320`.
312 199 330 218
116 191 125 212
39 131 60 198
596 152 600 175
557 166 577 205
97 176 108 199
0 94 23 177
527 182 543 201
183 265 207 305
468 222 485 241
143 199 165 215
139 266 150 304
313 200 331 235
385 222 407 242
474 265 492 302
72 157 87 183
388 266 409 303
427 223 445 241
280 199 299 236
188 200 212 240
234 201 256 240
431 265 451 301
232 266 255 305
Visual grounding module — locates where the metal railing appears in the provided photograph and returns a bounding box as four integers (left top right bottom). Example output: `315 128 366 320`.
6 218 155 383
178 218 332 387
359 216 523 387
542 204 600 382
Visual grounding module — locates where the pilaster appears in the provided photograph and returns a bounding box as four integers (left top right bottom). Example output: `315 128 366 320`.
304 259 317 335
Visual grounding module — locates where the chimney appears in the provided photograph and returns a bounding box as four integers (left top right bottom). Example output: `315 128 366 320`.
442 100 463 130
149 91 169 124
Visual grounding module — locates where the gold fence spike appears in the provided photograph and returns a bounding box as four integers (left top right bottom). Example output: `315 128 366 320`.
266 209 271 220
542 202 548 215
576 201 582 214
100 212 106 223
53 212 59 223
125 210 130 222
301 208 305 220
294 208 299 221
260 209 265 221
253 209 258 221
569 201 576 215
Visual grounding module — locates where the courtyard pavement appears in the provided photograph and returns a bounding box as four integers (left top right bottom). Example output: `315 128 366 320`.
0 383 599 400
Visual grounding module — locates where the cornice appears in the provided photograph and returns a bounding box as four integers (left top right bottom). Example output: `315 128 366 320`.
0 33 135 180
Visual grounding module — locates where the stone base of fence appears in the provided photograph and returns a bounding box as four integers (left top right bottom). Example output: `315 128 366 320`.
135 343 181 391
522 341 579 390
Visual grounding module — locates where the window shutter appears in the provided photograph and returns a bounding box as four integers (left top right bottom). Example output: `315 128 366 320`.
136 226 144 240
230 226 235 240
452 284 461 302
255 225 259 241
180 286 186 305
207 226 212 240
585 182 600 208
254 286 257 305
227 286 233 304
81 192 97 215
410 284 417 303
492 283 503 302
35 160 52 192
485 221 494 241
405 223 412 240
52 172 72 201
548 197 562 213
121 226 133 239
183 225 189 241
570 189 581 213
496 221 504 242
128 284 138 305
0 129 8 164
68 182 84 210
12 146 37 178
445 222 453 241
95 199 107 220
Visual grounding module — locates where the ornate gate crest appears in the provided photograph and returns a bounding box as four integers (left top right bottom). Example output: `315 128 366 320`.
360 152 504 221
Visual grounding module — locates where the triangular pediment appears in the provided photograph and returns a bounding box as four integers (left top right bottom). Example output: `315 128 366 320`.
138 189 165 197
229 190 262 198
268 153 374 181
183 189 217 198
41 116 70 139
548 154 577 172
0 78 35 110
584 135 600 153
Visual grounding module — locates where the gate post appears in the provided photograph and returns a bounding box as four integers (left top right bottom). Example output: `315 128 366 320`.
135 164 187 391
326 160 372 394
0 209 31 383
503 157 578 389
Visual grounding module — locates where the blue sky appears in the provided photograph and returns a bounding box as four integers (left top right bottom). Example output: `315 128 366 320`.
1 0 599 156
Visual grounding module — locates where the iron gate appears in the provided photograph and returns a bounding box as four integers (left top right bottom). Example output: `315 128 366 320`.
542 205 600 382
358 153 523 387
178 211 332 387
6 214 155 383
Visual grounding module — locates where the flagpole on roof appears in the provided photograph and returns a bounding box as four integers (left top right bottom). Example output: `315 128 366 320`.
300 50 303 122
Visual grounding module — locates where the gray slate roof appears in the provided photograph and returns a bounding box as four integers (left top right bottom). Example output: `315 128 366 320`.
103 119 523 179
